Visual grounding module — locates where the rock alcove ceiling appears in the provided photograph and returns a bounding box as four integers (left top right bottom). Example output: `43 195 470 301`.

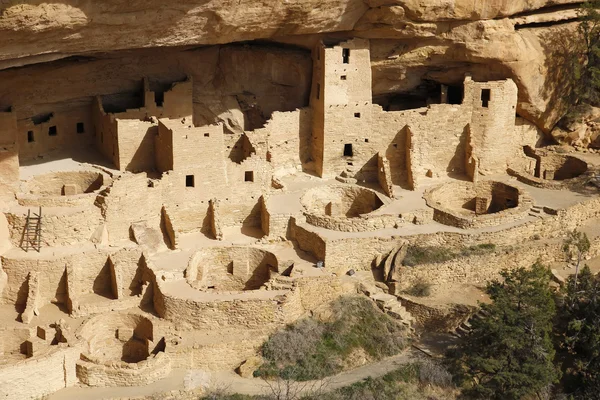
0 0 586 134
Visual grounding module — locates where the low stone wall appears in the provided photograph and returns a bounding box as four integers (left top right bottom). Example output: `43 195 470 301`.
304 212 399 232
165 330 269 371
154 282 303 330
5 205 104 247
508 167 592 190
0 345 80 400
400 298 474 332
76 352 171 387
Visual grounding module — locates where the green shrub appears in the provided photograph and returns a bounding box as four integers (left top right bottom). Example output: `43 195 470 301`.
403 243 496 266
256 296 409 381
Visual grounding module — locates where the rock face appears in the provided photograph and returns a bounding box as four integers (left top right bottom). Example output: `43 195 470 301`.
0 0 585 133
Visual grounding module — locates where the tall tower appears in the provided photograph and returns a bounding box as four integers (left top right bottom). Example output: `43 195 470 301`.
463 77 519 176
310 39 373 178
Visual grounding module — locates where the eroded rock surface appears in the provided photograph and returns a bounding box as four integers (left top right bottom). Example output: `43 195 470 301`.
0 0 586 135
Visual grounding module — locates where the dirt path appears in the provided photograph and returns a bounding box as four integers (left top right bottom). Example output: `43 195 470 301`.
49 350 419 400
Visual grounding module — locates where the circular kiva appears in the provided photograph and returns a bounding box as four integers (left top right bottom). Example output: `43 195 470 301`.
300 184 397 232
23 170 107 197
509 147 589 189
185 246 279 292
424 180 533 229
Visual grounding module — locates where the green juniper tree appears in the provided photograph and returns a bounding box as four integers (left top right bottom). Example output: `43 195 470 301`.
576 1 600 107
563 229 591 291
451 263 559 400
557 265 600 398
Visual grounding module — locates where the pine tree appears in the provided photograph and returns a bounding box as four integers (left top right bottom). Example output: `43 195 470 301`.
575 1 600 106
557 265 600 398
451 263 559 399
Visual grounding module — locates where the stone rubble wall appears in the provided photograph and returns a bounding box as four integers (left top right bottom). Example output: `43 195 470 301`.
0 345 80 400
76 352 171 387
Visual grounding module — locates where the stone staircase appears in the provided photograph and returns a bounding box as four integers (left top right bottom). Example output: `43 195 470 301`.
335 163 358 184
263 275 295 291
360 282 415 331
451 308 488 338
528 204 544 219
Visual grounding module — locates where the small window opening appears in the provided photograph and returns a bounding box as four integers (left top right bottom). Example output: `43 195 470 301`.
204 133 210 137
393 143 398 148
245 171 254 182
155 92 164 107
76 122 85 133
364 138 369 143
185 175 195 187
27 131 34 143
341 75 347 80
342 48 350 64
354 113 361 118
343 143 353 157
316 83 321 100
48 126 57 136
481 89 491 108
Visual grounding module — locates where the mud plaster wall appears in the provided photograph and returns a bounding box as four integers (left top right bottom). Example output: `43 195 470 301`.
116 119 157 173
17 106 95 161
92 98 119 168
259 108 312 174
0 111 20 200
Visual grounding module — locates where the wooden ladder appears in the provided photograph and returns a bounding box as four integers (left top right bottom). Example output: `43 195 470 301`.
23 207 42 252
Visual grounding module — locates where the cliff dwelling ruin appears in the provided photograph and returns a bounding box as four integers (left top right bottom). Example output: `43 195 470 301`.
0 31 600 399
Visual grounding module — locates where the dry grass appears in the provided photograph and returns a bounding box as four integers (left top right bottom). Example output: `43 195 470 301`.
256 296 410 381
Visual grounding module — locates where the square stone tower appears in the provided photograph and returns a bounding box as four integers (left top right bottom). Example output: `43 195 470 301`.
310 39 373 178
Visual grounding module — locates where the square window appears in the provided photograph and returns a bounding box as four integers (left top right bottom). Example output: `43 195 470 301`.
48 126 57 136
185 175 195 187
364 138 369 143
245 171 254 182
481 89 491 108
76 122 85 133
27 131 34 143
354 113 361 118
341 75 347 80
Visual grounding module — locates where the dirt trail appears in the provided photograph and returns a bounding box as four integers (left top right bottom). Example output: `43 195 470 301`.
49 350 419 399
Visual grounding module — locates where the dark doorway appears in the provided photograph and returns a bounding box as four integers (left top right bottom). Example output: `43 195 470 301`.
481 89 491 108
155 92 164 107
342 48 350 64
448 86 464 105
344 143 353 157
